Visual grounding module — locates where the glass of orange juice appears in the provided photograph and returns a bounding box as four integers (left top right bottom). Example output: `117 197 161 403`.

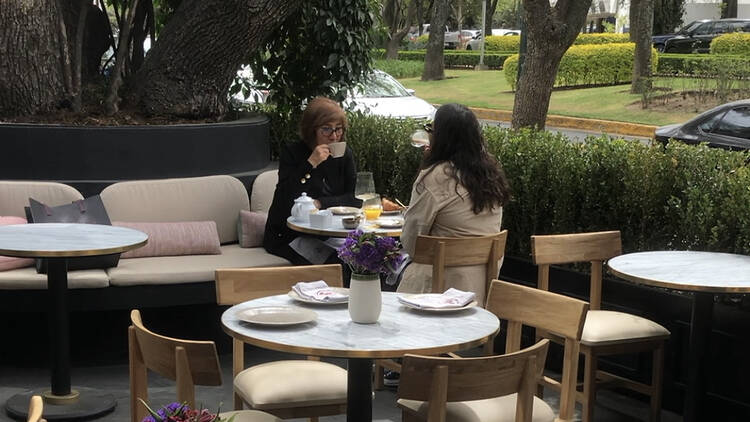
362 194 382 221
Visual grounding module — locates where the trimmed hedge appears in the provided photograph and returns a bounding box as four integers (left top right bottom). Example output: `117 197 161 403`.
657 53 750 77
373 59 423 78
375 49 512 69
482 33 631 52
485 36 520 52
710 33 750 55
573 33 631 45
504 43 659 89
260 109 750 257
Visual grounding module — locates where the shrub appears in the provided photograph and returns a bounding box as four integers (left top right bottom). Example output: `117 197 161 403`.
504 43 658 89
392 50 512 69
484 35 520 52
373 59 423 78
710 32 750 55
573 33 631 45
657 53 750 77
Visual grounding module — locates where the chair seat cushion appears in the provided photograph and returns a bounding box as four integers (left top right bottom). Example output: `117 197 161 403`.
107 244 290 286
397 393 554 422
0 267 109 289
219 410 282 422
581 310 670 346
234 360 347 410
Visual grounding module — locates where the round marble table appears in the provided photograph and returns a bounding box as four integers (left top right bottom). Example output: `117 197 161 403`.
607 251 750 422
222 292 499 421
0 223 147 420
286 215 402 238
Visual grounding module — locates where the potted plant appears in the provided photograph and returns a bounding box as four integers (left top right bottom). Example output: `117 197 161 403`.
337 230 403 323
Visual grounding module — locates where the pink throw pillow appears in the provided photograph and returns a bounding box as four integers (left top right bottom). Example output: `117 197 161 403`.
113 221 221 259
238 210 267 248
0 216 35 271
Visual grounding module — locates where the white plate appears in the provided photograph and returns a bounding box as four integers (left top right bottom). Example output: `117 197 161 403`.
381 209 403 216
376 218 404 229
399 295 478 312
327 206 361 216
288 288 349 304
237 306 317 326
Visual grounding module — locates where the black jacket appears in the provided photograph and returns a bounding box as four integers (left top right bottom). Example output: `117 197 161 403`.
263 140 360 254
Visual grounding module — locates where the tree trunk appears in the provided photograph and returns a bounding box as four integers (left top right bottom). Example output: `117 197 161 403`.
104 0 139 115
60 0 111 80
630 0 654 94
72 0 89 112
130 0 299 117
384 0 416 60
511 0 592 129
0 0 69 116
422 0 448 81
484 0 499 36
386 38 402 59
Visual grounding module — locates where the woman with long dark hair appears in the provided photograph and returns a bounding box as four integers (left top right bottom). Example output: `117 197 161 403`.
396 103 511 304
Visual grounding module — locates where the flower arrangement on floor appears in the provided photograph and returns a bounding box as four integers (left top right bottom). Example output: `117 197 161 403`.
140 401 234 422
337 229 403 275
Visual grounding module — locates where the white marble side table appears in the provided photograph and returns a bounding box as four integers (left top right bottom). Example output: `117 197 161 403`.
0 223 147 420
608 251 750 422
222 292 499 422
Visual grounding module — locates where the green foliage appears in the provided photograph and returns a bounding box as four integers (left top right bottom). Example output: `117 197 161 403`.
710 33 750 55
504 44 659 90
653 0 685 34
373 59 424 78
249 0 376 119
377 49 512 69
658 53 750 77
261 111 750 256
572 33 631 45
484 35 520 52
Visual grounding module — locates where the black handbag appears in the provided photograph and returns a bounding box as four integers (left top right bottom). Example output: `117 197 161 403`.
28 196 121 273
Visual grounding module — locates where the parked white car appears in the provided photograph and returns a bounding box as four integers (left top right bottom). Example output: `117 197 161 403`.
466 30 521 50
343 70 436 120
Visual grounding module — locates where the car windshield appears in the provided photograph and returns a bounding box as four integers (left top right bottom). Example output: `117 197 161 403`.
352 73 409 98
681 21 705 34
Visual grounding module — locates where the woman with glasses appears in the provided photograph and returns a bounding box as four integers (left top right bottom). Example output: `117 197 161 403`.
264 97 361 265
396 103 511 305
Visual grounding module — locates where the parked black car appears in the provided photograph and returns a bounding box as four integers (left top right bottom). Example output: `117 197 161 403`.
663 19 750 53
651 20 708 52
655 99 750 149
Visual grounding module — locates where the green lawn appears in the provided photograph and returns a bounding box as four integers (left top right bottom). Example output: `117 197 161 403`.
398 69 700 126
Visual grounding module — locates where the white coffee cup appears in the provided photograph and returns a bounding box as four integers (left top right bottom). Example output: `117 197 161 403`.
329 142 347 158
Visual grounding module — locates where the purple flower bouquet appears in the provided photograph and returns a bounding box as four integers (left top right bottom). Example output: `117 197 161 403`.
140 401 233 422
336 230 403 275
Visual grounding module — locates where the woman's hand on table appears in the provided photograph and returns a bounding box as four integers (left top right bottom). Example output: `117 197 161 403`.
382 197 401 212
308 144 331 168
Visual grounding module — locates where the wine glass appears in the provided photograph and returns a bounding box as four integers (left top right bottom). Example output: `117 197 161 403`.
362 194 383 222
410 129 430 148
355 172 376 202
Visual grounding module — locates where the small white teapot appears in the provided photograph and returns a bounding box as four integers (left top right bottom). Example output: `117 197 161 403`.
291 192 317 223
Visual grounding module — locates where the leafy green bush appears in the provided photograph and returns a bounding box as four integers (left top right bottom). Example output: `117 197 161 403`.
391 50 512 69
710 32 750 55
484 35 520 52
258 110 750 257
573 33 631 45
373 59 423 78
657 53 750 77
504 43 659 89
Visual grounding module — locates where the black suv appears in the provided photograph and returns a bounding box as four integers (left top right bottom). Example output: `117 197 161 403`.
663 19 750 53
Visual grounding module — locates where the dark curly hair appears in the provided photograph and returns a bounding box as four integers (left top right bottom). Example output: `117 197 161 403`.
420 103 511 214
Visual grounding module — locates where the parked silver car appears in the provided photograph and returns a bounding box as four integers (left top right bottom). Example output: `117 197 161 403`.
655 99 750 149
343 70 436 120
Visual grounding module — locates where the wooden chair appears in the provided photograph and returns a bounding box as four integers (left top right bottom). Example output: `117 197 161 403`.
397 280 589 422
375 230 508 390
214 264 347 421
531 231 670 422
27 396 45 422
128 310 280 422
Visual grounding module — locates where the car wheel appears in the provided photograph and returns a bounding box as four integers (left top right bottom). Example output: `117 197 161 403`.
466 45 472 50
655 44 665 53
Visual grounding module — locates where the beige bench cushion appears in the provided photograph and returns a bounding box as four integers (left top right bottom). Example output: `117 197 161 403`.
0 267 109 289
234 360 347 410
581 310 671 346
219 410 281 422
100 175 249 244
0 181 83 217
250 170 277 213
397 394 555 422
107 244 290 286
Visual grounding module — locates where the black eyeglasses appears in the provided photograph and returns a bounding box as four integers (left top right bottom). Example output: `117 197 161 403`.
423 123 433 133
319 126 344 136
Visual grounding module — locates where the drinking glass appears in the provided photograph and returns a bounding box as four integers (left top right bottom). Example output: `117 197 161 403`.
355 172 376 202
362 194 383 221
410 129 430 148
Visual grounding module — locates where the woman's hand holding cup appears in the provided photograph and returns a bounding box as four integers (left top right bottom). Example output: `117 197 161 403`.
308 144 331 168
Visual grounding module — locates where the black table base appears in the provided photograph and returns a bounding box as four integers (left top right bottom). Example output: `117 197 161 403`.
5 388 116 421
347 358 374 421
684 291 713 422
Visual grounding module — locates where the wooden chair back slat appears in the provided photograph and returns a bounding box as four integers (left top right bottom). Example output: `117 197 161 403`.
530 230 621 265
398 339 549 404
129 310 222 386
215 264 343 305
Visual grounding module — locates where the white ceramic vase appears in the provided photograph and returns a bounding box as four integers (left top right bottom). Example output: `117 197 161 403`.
348 273 382 324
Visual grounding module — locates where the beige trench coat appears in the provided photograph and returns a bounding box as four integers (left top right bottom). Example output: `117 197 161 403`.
396 162 503 305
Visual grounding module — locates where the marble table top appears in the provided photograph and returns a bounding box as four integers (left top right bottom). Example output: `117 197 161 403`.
607 251 750 293
0 223 148 258
287 215 402 238
222 292 500 359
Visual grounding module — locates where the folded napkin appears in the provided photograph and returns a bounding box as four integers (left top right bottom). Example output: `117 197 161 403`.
398 288 476 309
292 280 348 303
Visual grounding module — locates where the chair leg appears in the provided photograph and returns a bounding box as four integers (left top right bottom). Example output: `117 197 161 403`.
650 343 665 422
582 351 597 422
374 362 385 390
